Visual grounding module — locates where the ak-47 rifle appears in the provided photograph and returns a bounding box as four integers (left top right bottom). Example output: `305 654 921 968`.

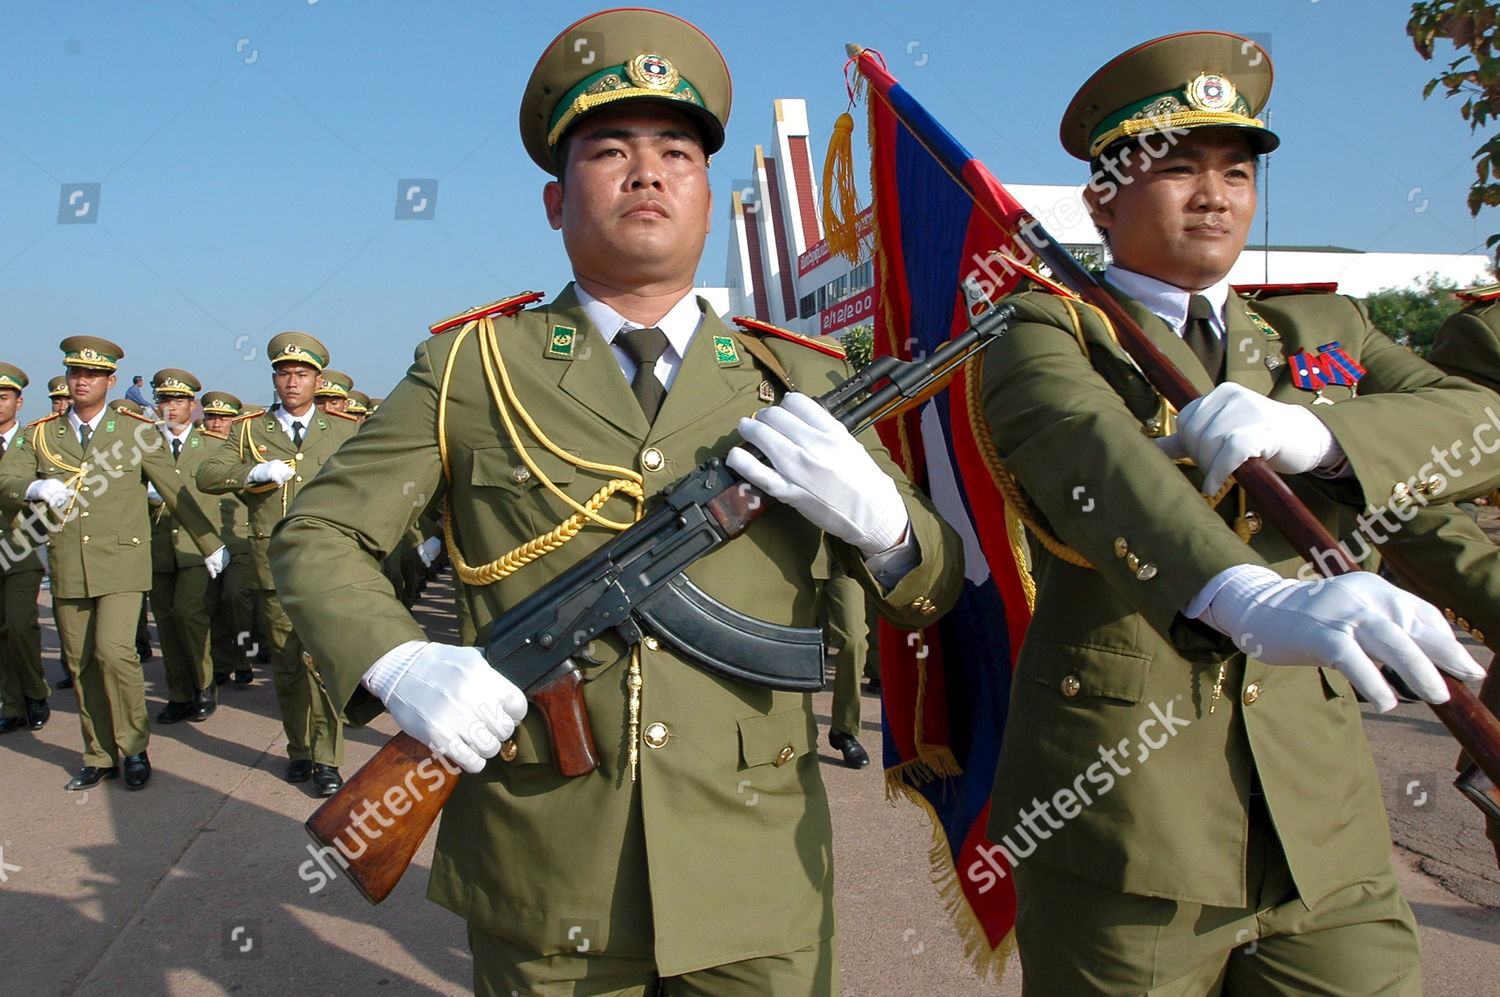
305 303 1014 903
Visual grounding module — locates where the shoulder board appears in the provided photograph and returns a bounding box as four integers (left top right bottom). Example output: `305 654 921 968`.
232 409 267 424
732 316 846 358
25 413 62 429
200 429 229 441
1231 282 1339 300
1456 282 1500 303
117 408 157 425
327 409 361 423
429 290 546 336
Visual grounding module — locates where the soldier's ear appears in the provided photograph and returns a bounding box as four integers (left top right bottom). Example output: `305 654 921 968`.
106 373 117 390
1082 183 1114 235
543 181 564 232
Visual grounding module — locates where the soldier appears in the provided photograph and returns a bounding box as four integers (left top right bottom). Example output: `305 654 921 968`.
0 362 50 734
147 369 220 724
314 368 354 415
345 390 371 422
268 9 961 993
815 552 870 767
200 391 258 687
0 337 225 791
1374 283 1500 864
979 32 1497 992
48 376 69 416
197 333 360 797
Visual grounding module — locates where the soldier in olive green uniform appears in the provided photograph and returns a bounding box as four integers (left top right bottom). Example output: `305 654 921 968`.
0 362 50 734
345 389 371 422
268 10 962 995
147 369 220 723
314 368 354 416
200 391 258 687
1375 284 1500 864
0 338 224 791
48 375 69 416
981 33 1498 994
196 333 359 796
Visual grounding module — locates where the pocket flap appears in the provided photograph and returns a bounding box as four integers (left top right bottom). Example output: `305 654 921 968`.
470 445 579 493
1025 638 1152 704
737 708 814 769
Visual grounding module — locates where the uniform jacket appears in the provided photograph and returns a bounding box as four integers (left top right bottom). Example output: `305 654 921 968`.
268 286 963 974
982 283 1500 910
0 409 219 599
196 407 360 589
150 426 226 571
1 425 43 575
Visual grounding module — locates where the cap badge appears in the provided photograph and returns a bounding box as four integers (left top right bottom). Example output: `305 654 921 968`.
1186 73 1238 113
628 54 679 92
80 348 100 361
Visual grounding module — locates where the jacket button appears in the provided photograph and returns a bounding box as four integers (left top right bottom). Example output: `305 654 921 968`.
1126 553 1141 572
1242 512 1263 535
1113 537 1129 558
511 465 531 484
82 535 90 543
1135 563 1158 581
643 722 669 749
1243 682 1262 706
1457 617 1471 633
642 447 665 471
1060 674 1081 697
499 739 518 762
80 510 89 518
775 744 795 766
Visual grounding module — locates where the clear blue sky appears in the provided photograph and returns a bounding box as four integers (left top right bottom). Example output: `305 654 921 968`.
0 0 1488 418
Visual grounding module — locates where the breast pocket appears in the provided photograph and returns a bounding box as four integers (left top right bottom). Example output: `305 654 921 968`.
470 445 579 497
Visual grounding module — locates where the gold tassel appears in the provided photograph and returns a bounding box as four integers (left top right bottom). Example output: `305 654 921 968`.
821 112 862 265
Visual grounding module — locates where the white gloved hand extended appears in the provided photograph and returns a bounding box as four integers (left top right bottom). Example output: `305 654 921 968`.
363 641 529 773
416 536 443 568
1199 566 1485 712
26 479 75 510
203 546 228 579
726 392 910 557
246 459 295 486
1155 382 1343 496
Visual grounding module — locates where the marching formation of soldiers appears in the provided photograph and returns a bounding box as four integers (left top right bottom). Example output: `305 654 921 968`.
0 337 407 798
6 7 1500 995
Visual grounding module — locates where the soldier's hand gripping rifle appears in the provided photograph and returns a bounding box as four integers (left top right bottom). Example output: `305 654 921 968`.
305 303 1014 903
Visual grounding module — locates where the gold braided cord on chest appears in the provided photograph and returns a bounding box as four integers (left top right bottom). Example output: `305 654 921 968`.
239 420 296 515
435 315 646 588
32 426 90 521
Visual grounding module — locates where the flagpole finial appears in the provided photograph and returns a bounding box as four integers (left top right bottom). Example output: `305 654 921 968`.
845 43 865 59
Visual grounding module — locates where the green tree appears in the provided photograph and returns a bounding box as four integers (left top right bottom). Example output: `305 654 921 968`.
838 323 873 370
1409 2 1500 259
1361 273 1464 355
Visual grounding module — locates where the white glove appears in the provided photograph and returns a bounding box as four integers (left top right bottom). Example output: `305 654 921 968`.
726 392 910 557
1198 566 1485 712
247 459 295 485
416 536 442 567
145 483 163 504
203 546 228 579
26 479 75 510
1156 382 1343 496
363 640 528 774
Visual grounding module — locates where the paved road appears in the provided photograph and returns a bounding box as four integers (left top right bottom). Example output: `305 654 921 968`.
0 571 1496 994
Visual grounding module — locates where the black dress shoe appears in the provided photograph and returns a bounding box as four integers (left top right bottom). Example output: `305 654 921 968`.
233 668 254 686
56 674 74 690
65 766 120 791
26 698 50 731
190 687 217 722
312 764 343 797
285 759 314 783
829 731 870 769
123 752 151 790
156 701 195 724
0 716 24 734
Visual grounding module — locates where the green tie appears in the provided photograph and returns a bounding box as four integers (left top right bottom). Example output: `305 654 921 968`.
1184 294 1224 381
618 327 670 422
79 423 93 449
